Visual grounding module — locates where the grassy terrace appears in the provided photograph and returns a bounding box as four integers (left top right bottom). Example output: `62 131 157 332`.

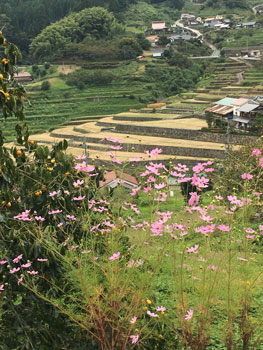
2 63 153 142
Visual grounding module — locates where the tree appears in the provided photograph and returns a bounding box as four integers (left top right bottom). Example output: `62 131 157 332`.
0 31 27 145
29 7 118 61
118 37 142 59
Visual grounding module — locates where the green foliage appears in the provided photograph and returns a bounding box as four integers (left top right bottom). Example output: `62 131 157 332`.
118 37 143 60
0 32 28 145
144 60 207 96
29 7 119 61
66 69 117 88
41 80 51 90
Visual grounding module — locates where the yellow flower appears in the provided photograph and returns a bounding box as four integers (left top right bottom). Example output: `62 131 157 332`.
0 74 3 79
146 299 152 305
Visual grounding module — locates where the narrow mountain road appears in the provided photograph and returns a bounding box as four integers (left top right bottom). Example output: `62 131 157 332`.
252 4 263 14
174 20 220 58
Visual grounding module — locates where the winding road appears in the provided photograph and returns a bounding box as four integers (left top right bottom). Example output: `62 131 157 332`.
174 20 220 58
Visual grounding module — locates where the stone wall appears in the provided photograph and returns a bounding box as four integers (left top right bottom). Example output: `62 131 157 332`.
114 124 256 145
50 132 226 159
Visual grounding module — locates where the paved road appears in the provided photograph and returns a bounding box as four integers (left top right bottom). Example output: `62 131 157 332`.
252 4 263 14
174 20 220 58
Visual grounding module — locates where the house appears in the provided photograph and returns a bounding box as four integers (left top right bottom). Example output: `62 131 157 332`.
14 71 33 82
170 34 192 42
241 21 256 28
152 48 164 58
214 23 230 30
181 14 196 21
205 97 236 118
146 35 159 47
99 170 139 190
204 16 223 28
206 96 263 130
224 45 263 57
152 21 167 32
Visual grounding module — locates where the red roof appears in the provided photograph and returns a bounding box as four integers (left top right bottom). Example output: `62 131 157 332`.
99 170 138 188
205 104 233 115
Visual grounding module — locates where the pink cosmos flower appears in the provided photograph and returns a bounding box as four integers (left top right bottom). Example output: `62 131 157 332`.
37 258 48 262
156 306 166 312
217 225 230 232
188 192 200 207
208 265 217 271
35 216 45 221
130 186 141 196
130 335 139 344
193 163 204 173
246 235 255 239
241 173 253 180
0 284 4 291
237 257 248 262
130 316 137 324
185 309 193 320
27 270 39 275
66 214 77 221
9 267 20 274
110 145 122 150
215 195 223 200
73 180 84 187
21 262 31 268
18 276 24 285
154 182 166 189
109 252 120 261
151 222 164 236
147 310 159 318
75 162 95 173
49 190 61 197
73 195 85 201
48 209 62 215
252 148 261 157
13 254 23 264
0 260 7 265
146 148 162 159
205 168 214 173
186 244 199 254
76 155 87 160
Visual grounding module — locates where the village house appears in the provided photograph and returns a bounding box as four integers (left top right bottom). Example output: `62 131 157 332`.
238 21 257 28
204 15 223 28
99 170 138 190
146 35 159 47
152 48 164 58
14 71 33 82
151 21 167 33
206 96 263 130
224 46 263 58
170 34 192 42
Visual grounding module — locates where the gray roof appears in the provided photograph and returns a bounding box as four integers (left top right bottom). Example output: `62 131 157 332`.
239 102 259 113
242 22 256 26
170 34 192 41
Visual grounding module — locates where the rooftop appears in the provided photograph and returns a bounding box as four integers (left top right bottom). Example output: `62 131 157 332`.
232 98 249 106
152 21 166 30
214 97 237 107
99 170 138 188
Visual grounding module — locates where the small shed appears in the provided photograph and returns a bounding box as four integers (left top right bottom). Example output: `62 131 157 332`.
14 71 33 82
152 49 164 58
152 21 167 32
99 170 139 190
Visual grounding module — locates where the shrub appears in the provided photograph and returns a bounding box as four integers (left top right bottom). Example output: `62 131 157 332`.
41 80 51 90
